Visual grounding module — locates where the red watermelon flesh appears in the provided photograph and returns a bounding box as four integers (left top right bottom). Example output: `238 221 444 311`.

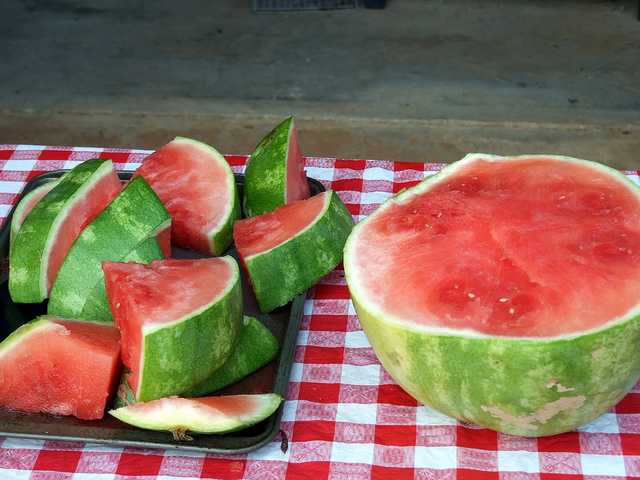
285 125 310 203
132 137 238 255
45 171 122 292
353 155 640 338
234 191 326 259
0 316 122 420
103 257 239 398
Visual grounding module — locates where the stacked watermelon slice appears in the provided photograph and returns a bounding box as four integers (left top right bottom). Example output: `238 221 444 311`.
0 118 355 438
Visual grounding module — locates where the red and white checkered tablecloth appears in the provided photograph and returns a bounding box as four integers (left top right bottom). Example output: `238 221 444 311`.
1 144 640 479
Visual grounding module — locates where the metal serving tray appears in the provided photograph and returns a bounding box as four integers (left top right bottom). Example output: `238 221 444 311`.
0 170 325 454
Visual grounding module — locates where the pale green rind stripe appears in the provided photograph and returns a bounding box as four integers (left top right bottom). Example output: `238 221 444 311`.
182 315 281 397
242 116 293 217
246 190 355 313
79 237 165 322
47 175 171 320
9 159 115 303
137 256 244 402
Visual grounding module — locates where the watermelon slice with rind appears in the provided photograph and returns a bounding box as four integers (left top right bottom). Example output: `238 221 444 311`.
9 158 122 303
0 315 122 420
103 257 244 402
234 189 355 313
343 153 640 437
9 177 62 254
132 136 241 256
109 393 283 440
242 116 310 217
182 315 280 398
47 175 171 321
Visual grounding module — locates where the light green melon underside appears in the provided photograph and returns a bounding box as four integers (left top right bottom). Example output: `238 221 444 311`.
109 393 283 435
353 295 640 437
136 257 244 402
246 190 355 313
47 175 171 321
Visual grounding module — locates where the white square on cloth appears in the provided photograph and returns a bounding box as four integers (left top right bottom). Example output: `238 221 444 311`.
498 450 540 474
414 445 457 469
330 441 375 464
340 363 381 386
363 166 395 182
336 402 377 425
2 159 37 171
581 453 626 476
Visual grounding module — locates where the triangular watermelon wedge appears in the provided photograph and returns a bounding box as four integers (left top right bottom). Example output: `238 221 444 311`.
109 393 283 440
0 315 122 420
9 158 122 303
242 116 310 217
103 257 244 402
234 190 355 313
131 136 241 256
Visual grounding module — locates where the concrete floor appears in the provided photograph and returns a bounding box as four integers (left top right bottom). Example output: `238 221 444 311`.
1 0 639 169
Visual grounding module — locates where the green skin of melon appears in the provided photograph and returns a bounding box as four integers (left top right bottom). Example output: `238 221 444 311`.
9 159 119 304
242 116 308 218
238 190 355 313
113 316 280 407
344 153 640 437
47 175 171 321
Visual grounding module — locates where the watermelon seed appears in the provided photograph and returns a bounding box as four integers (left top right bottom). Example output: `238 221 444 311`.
468 293 475 298
499 298 508 302
509 308 515 314
426 224 433 228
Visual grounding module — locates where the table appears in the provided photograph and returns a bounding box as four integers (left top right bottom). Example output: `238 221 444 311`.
0 144 639 479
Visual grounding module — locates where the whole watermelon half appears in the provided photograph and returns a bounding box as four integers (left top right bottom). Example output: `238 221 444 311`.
343 153 640 437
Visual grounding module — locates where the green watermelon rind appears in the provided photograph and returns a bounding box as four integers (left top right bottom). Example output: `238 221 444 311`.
78 237 166 322
244 190 355 313
47 175 171 320
136 256 244 402
343 153 640 437
9 159 116 304
9 177 62 255
242 116 294 218
182 315 281 398
109 393 283 436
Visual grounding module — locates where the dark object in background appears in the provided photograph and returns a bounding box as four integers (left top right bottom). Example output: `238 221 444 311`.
365 0 385 7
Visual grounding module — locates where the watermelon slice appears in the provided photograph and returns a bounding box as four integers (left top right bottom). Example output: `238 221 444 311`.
0 315 122 420
9 158 122 303
343 153 640 437
234 190 355 313
103 257 244 402
132 136 241 256
109 393 283 440
242 116 310 217
9 177 62 254
182 315 280 397
47 175 170 321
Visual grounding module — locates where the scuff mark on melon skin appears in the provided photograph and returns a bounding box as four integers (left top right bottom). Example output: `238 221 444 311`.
546 378 575 392
592 348 604 359
481 395 587 431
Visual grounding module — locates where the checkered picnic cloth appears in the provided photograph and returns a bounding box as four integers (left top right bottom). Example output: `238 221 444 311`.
0 144 640 479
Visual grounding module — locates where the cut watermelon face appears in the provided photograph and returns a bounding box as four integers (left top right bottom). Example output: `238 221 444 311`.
242 116 310 217
0 315 122 420
132 136 241 256
234 189 355 313
344 153 640 436
9 159 122 303
109 393 283 440
103 257 244 402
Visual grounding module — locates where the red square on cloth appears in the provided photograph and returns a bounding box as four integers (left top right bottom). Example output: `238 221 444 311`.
32 448 82 473
200 457 246 479
115 451 164 476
